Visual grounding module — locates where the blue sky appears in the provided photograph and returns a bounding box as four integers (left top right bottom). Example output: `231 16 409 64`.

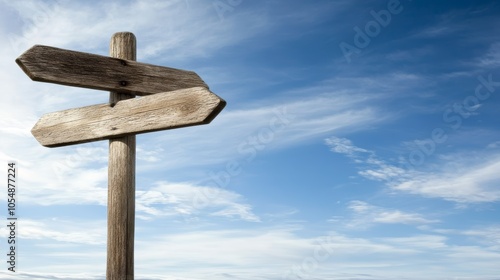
1 0 500 279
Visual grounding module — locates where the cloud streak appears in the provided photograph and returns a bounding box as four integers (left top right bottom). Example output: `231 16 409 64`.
326 136 500 203
136 181 260 222
347 200 438 228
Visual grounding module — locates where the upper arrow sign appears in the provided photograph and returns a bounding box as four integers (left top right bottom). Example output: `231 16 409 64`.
31 87 226 147
16 45 208 96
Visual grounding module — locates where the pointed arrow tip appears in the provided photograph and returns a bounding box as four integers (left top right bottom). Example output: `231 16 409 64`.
15 56 31 80
31 125 47 147
31 121 48 147
31 116 60 148
203 94 226 124
15 45 42 81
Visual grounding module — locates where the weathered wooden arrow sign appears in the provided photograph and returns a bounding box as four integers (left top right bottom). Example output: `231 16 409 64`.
17 44 226 147
17 32 226 279
31 87 226 147
16 45 208 95
31 87 225 147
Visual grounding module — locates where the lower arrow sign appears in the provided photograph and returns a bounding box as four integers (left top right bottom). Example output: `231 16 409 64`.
32 87 226 147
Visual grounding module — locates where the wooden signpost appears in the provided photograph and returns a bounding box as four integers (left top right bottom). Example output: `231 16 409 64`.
16 32 226 280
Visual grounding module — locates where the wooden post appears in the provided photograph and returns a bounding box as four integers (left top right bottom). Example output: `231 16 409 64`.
107 32 136 280
17 31 226 279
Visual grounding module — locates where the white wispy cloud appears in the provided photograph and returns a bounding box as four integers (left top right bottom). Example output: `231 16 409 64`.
487 141 500 149
21 219 105 245
136 181 260 222
380 234 449 251
391 156 500 203
3 0 252 58
411 8 475 39
325 137 370 157
477 42 500 68
326 136 500 203
347 200 438 228
385 46 435 62
462 226 500 249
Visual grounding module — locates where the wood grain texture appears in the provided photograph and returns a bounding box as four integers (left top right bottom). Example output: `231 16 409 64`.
31 86 226 147
107 31 136 280
16 44 207 96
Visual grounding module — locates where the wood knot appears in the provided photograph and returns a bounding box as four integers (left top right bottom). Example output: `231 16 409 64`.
119 81 128 86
